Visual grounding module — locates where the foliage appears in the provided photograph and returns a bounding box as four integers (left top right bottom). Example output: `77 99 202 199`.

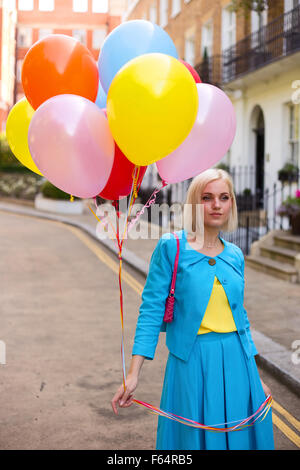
243 187 252 196
229 0 269 18
276 190 300 217
278 162 299 182
215 162 230 173
0 132 26 172
40 180 80 200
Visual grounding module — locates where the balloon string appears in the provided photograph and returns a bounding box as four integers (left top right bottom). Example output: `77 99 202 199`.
87 166 142 391
132 395 273 432
125 178 168 237
120 165 141 250
117 165 142 390
88 199 120 252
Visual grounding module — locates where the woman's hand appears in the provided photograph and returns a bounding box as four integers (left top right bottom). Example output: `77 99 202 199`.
261 378 272 397
111 373 138 415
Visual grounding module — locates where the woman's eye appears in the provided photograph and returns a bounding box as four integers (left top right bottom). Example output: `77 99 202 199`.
202 196 229 201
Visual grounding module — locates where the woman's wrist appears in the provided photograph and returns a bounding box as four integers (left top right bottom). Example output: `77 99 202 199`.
129 354 145 378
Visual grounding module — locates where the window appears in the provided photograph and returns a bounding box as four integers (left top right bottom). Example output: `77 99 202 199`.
17 26 32 47
92 0 108 13
149 4 157 23
201 20 213 58
251 4 268 33
288 103 299 164
5 0 16 10
284 0 300 13
221 6 236 51
171 0 180 17
251 1 268 48
16 59 23 82
39 0 54 10
38 28 53 40
18 0 33 10
184 33 195 66
159 0 168 28
73 0 88 12
72 29 87 45
92 29 106 49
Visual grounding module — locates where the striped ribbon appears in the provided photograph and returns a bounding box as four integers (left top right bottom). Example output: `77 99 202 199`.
88 168 273 432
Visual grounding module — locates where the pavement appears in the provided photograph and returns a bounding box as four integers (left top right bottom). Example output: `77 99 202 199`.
0 196 300 397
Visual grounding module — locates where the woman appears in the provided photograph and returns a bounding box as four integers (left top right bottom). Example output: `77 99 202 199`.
111 168 274 450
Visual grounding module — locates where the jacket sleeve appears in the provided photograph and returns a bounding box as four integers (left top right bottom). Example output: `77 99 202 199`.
239 250 258 357
132 235 173 360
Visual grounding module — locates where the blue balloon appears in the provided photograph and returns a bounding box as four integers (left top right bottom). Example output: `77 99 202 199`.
95 80 107 109
98 20 178 94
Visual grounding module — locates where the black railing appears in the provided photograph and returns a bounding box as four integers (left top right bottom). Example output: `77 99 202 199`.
220 178 299 254
195 54 222 87
195 4 300 86
131 164 299 254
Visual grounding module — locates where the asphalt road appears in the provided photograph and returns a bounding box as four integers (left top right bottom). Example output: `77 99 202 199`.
0 210 299 450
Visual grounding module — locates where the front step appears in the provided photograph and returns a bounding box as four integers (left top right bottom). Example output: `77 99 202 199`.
260 245 299 265
273 233 300 252
245 254 299 283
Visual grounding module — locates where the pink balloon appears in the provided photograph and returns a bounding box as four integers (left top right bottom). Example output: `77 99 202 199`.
156 83 236 183
28 94 114 198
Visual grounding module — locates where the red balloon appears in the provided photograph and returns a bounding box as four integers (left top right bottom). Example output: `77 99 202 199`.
179 59 201 83
98 109 147 201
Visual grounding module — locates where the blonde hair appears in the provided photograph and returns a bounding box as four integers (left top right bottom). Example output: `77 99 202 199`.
183 168 238 238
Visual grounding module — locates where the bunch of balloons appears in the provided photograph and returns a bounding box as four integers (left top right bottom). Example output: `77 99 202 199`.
5 19 236 200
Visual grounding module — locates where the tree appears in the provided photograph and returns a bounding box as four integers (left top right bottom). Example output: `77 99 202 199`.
229 0 269 19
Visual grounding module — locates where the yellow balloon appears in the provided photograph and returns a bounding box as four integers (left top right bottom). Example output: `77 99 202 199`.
6 97 43 175
107 53 198 166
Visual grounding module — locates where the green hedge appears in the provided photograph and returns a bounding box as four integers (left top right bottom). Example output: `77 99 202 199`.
40 180 80 200
0 132 27 172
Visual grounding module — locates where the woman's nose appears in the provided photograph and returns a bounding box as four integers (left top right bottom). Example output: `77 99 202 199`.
212 199 221 207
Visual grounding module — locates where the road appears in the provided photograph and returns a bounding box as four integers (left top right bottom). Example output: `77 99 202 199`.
0 210 299 450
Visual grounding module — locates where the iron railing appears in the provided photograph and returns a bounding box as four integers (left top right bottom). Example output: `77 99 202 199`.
219 179 299 254
137 167 299 254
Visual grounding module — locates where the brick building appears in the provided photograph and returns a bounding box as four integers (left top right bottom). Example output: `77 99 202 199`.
124 0 291 71
0 0 126 130
15 0 125 101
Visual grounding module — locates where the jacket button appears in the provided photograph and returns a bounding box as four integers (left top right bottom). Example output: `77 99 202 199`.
240 328 246 335
208 258 216 265
232 303 237 309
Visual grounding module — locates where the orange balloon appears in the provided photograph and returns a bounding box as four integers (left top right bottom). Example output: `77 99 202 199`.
22 34 99 110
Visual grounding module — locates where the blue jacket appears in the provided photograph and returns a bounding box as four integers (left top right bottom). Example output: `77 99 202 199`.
132 229 258 362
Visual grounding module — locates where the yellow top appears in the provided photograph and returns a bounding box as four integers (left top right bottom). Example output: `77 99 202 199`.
197 275 237 335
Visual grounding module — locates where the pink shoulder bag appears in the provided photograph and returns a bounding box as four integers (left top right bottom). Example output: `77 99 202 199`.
163 232 180 323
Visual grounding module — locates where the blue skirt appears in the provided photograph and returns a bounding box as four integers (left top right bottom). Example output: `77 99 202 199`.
156 331 274 450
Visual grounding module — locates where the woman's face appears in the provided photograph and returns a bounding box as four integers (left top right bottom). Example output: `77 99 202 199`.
200 179 232 230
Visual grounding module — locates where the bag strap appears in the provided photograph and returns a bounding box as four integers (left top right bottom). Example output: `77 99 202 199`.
169 231 180 296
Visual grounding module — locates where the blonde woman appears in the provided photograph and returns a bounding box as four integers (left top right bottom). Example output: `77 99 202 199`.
112 168 274 450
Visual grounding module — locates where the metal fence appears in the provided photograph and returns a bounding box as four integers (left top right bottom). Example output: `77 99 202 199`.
137 165 299 254
220 180 298 254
